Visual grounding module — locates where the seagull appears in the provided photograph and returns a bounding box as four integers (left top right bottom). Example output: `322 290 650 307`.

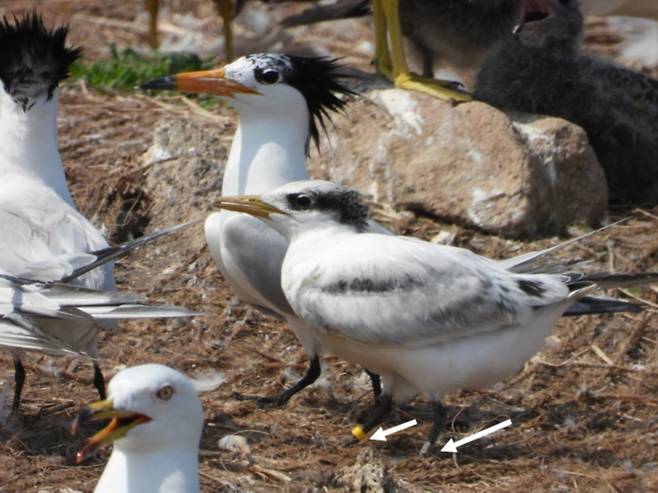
72 364 203 493
215 180 658 452
0 14 196 412
142 54 389 406
475 0 658 204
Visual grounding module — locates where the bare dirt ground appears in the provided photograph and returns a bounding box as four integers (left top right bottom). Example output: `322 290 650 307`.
0 1 657 492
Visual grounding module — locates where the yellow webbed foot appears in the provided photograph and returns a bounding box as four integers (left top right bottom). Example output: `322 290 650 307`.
394 72 472 103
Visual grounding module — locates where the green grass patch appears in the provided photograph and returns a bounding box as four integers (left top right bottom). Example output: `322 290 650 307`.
69 44 222 107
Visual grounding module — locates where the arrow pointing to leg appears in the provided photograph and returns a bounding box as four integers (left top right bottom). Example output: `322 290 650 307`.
441 419 512 453
370 419 418 441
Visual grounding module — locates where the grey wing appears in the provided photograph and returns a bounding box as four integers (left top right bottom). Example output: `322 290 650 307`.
290 236 571 347
0 313 93 356
220 214 294 317
0 199 111 289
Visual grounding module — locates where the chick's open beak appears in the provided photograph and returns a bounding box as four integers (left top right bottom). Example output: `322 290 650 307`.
71 399 151 464
140 67 260 97
215 195 288 218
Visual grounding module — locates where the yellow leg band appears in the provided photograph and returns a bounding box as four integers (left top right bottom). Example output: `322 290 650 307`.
352 425 366 441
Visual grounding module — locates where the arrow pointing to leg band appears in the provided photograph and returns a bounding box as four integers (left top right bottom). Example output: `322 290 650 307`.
441 419 512 453
370 419 418 441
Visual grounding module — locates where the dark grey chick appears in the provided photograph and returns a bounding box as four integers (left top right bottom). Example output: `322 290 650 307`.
475 0 658 205
282 0 522 87
399 0 522 82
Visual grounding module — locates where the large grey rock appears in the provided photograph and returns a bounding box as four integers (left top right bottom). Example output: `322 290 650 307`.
143 117 229 250
308 88 609 237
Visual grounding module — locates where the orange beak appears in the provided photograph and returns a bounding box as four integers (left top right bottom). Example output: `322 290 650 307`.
71 399 151 464
141 67 260 97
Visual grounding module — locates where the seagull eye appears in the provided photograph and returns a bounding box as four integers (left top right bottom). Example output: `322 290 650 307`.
255 68 280 85
156 385 174 400
288 193 312 209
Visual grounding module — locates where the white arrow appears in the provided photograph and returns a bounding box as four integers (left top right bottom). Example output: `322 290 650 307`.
441 419 512 453
370 419 418 441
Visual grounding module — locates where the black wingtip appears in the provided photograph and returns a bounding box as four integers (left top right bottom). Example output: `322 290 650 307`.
140 75 176 91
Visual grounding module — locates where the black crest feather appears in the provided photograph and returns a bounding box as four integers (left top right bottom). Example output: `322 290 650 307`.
285 56 356 154
0 13 82 104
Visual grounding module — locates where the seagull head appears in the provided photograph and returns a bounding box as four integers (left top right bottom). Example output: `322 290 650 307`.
514 0 583 49
72 364 203 462
141 53 354 149
0 13 81 112
215 180 370 238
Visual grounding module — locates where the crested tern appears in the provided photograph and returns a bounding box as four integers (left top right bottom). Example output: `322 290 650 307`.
72 364 203 493
215 180 657 452
0 14 196 412
142 54 387 406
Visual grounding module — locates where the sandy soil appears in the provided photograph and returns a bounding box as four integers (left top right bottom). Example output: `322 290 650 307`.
0 1 657 492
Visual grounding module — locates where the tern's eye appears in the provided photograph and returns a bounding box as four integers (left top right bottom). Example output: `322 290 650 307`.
254 68 281 85
156 385 174 400
288 193 312 209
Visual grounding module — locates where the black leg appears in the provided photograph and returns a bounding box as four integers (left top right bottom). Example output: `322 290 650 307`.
356 370 383 424
365 369 382 400
11 355 25 415
233 356 322 407
352 393 393 441
420 399 447 455
93 361 106 400
256 356 321 407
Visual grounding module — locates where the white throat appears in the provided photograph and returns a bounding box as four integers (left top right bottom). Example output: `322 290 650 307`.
95 446 200 493
222 102 311 195
0 87 74 206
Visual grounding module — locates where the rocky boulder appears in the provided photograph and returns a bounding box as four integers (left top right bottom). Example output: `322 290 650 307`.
307 87 609 237
143 117 230 250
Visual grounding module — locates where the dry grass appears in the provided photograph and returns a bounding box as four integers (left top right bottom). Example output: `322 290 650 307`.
0 1 657 492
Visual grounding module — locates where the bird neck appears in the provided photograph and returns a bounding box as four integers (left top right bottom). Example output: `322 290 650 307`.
95 447 200 493
222 107 311 196
0 89 74 206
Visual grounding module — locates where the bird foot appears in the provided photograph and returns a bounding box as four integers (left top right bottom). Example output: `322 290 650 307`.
393 72 472 103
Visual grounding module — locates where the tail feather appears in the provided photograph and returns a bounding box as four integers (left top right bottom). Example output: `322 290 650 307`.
0 316 87 357
567 272 658 290
80 304 202 319
61 220 198 283
563 295 643 316
281 0 370 27
502 218 629 273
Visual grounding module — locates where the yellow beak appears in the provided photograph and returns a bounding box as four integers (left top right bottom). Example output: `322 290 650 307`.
140 67 260 97
71 399 151 464
215 195 288 218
